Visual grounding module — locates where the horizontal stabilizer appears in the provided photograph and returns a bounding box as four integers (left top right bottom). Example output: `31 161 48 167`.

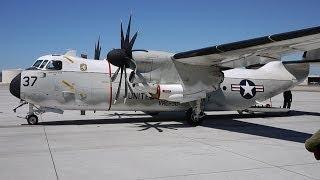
282 59 320 64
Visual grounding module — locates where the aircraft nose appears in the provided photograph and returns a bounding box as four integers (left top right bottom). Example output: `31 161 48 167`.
10 73 21 99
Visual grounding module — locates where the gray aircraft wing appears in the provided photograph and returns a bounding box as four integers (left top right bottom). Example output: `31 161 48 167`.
173 26 320 68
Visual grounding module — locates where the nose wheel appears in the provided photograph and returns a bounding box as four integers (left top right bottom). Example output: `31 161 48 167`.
26 114 39 125
25 103 41 125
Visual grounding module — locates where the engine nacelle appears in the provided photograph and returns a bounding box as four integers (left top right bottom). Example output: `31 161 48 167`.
156 84 183 102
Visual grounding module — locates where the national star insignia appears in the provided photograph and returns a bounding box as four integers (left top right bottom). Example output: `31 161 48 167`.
241 80 254 97
231 79 264 99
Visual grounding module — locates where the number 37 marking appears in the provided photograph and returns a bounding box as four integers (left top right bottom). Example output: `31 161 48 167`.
23 76 37 86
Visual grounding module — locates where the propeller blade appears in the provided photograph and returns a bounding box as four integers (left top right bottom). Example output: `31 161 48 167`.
125 57 137 71
127 80 136 98
132 49 148 52
107 15 141 104
124 66 128 103
94 36 101 60
129 32 138 52
111 67 121 82
125 15 132 45
129 71 135 83
136 72 149 87
114 67 124 104
121 23 124 49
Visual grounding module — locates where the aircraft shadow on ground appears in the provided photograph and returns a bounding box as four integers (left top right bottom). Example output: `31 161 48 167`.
37 113 186 126
202 116 312 144
37 110 317 143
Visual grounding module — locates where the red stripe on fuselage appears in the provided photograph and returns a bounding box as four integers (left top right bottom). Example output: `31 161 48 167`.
108 61 112 111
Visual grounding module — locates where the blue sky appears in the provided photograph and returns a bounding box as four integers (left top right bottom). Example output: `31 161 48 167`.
1 0 320 74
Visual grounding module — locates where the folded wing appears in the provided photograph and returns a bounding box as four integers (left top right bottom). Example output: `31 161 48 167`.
173 26 320 68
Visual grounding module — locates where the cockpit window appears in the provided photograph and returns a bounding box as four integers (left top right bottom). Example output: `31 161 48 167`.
32 60 43 68
46 60 62 70
39 60 48 69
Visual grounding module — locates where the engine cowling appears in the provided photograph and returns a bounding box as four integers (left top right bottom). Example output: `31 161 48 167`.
156 84 183 102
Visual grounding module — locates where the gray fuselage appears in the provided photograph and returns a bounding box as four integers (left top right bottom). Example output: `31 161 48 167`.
18 53 308 113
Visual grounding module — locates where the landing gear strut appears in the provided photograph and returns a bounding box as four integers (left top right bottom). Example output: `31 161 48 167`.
26 103 39 125
186 99 205 126
13 100 28 113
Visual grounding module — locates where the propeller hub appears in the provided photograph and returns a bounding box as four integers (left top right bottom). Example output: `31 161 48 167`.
107 49 128 67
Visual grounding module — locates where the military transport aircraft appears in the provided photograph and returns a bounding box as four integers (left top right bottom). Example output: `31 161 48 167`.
9 16 320 126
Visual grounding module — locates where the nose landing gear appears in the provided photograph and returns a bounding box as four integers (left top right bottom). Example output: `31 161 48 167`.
13 100 63 125
26 103 40 125
26 114 38 125
13 101 41 125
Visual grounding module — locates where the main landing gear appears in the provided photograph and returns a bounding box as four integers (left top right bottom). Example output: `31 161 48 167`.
186 99 205 126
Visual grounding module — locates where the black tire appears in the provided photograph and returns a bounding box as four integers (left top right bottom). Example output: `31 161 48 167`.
27 114 38 125
186 109 203 126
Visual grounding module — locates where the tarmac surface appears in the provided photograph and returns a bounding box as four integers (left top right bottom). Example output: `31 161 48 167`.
0 84 319 180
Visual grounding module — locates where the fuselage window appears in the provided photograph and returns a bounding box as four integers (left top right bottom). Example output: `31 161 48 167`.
32 60 43 68
39 60 49 69
46 60 62 70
